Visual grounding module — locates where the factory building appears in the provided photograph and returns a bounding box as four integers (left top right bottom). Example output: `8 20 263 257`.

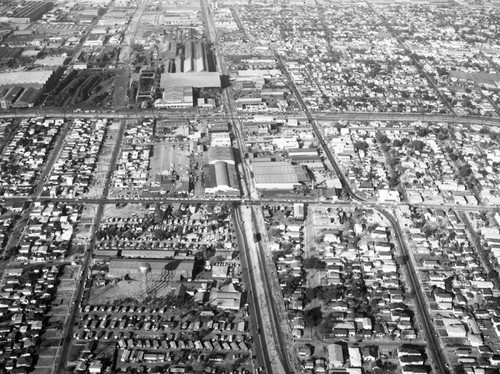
9 1 54 23
154 86 193 109
203 146 239 195
203 161 239 195
154 72 220 109
183 40 193 73
0 70 54 86
252 160 302 190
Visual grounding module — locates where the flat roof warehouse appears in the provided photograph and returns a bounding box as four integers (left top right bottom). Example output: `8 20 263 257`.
160 72 221 88
0 70 53 86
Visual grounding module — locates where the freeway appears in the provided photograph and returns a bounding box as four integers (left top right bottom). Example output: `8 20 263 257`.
379 210 450 374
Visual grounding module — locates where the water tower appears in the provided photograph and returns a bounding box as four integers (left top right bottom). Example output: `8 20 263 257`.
138 262 152 295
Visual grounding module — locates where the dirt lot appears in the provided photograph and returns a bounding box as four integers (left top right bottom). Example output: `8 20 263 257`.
88 279 184 304
102 203 147 219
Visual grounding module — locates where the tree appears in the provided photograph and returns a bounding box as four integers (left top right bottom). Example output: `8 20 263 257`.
376 133 390 144
417 127 429 137
354 140 369 151
304 307 323 327
318 313 336 335
408 140 425 151
392 139 403 147
303 257 327 270
459 164 472 178
304 287 318 304
388 175 400 188
480 126 491 134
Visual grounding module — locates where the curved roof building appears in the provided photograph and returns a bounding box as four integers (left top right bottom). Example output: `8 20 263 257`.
204 161 239 194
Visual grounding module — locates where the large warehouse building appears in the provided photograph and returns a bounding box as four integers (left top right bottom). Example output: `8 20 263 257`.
159 72 221 88
252 160 302 190
154 72 221 108
207 146 236 165
204 161 239 194
0 70 54 86
203 146 239 195
1 1 54 23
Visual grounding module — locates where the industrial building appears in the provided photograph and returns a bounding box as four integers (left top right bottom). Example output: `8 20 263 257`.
155 72 220 108
0 70 54 86
204 146 239 195
137 70 157 101
1 87 24 109
159 72 221 89
83 34 106 47
168 40 208 73
209 283 242 311
11 87 40 108
147 142 190 192
207 146 236 165
203 161 239 195
9 1 54 23
252 160 301 190
163 40 177 60
290 154 324 169
183 40 193 73
210 132 231 147
154 86 193 109
235 69 281 82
